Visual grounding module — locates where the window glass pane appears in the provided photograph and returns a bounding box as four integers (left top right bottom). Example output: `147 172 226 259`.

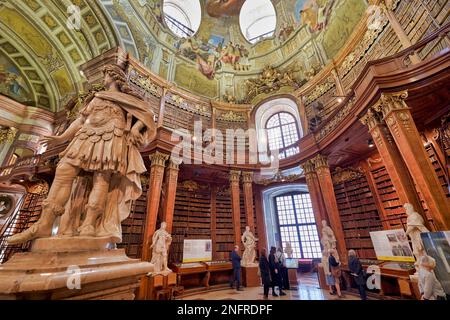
266 112 300 158
275 193 321 259
280 226 301 259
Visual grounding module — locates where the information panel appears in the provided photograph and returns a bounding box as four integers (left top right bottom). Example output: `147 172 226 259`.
369 229 415 262
182 239 212 263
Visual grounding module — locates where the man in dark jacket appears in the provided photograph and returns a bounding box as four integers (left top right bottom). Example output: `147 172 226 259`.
230 245 243 291
269 246 286 296
259 248 273 299
348 249 367 300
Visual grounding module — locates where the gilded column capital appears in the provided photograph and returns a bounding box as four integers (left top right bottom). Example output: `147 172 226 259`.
301 160 316 175
360 107 384 131
242 171 254 184
374 90 409 118
149 151 169 167
229 170 241 184
312 154 329 170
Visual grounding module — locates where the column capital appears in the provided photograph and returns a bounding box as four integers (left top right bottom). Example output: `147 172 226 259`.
301 160 316 175
242 171 254 184
167 157 182 171
360 107 384 131
149 151 169 167
312 154 329 170
229 170 241 183
374 90 409 118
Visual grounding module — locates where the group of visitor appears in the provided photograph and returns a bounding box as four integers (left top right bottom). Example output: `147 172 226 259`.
230 245 447 301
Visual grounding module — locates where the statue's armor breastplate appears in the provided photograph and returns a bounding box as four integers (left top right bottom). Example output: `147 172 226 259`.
84 98 126 129
75 97 127 141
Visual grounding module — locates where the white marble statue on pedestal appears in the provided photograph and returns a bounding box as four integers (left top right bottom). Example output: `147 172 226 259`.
321 220 339 260
404 203 429 269
241 226 258 267
150 222 172 274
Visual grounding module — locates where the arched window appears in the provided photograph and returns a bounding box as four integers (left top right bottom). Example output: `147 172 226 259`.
275 192 321 259
239 0 276 44
163 0 201 38
266 112 300 159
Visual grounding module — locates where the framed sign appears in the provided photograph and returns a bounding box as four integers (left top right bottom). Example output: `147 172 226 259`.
182 239 212 263
369 229 415 262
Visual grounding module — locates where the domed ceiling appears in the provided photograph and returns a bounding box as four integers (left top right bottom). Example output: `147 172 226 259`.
0 0 368 110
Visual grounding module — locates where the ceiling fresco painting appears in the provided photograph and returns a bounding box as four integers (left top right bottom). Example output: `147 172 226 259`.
206 0 246 18
0 53 33 105
0 0 369 107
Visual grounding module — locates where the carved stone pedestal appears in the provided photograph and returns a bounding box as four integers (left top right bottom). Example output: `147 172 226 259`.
242 266 260 287
0 237 153 300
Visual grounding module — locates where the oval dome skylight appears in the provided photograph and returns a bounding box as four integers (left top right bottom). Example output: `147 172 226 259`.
239 0 277 44
163 0 202 38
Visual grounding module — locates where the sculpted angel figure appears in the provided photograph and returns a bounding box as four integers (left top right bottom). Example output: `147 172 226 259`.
241 226 258 266
8 64 156 245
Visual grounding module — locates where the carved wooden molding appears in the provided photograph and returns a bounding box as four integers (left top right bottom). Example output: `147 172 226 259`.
332 167 365 184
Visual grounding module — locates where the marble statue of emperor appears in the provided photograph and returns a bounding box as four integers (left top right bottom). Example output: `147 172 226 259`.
8 64 156 245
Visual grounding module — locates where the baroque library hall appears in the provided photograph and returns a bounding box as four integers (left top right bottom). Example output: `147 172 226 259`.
0 0 449 307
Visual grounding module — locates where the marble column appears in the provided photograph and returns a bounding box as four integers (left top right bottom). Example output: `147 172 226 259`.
141 151 169 262
230 170 242 246
374 91 450 230
242 172 255 232
161 157 181 233
301 160 328 228
312 154 348 259
360 107 429 228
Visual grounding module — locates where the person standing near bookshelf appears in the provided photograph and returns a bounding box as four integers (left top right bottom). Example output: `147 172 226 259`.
230 245 243 291
348 249 367 300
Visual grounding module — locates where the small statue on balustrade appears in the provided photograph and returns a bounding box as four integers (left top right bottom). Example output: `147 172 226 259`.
150 222 172 274
404 203 430 268
8 64 157 245
241 226 258 267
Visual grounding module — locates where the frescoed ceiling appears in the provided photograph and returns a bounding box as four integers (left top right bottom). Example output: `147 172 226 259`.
0 0 369 110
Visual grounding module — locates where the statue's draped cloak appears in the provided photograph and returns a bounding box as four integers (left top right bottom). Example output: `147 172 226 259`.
60 91 156 243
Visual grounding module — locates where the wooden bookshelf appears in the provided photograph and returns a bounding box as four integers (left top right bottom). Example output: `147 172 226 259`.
117 180 148 259
369 166 407 229
170 183 212 263
333 174 383 259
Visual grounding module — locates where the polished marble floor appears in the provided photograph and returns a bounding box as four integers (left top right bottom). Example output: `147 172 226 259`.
179 272 361 301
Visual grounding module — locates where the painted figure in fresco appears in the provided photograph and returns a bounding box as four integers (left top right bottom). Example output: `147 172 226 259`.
8 64 156 245
206 0 246 18
150 222 172 273
297 0 335 33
